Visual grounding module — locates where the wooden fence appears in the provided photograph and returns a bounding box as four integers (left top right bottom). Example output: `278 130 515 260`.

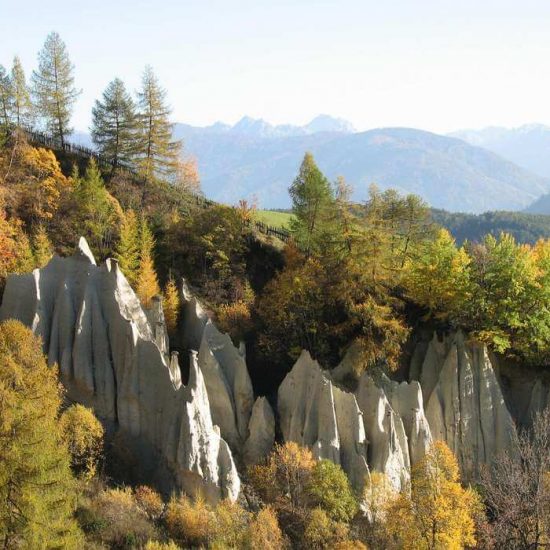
21 127 292 244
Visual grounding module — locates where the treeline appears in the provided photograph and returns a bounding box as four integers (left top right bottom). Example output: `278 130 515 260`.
0 31 198 186
432 208 550 245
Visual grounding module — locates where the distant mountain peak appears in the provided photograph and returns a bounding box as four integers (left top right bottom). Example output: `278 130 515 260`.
304 114 356 134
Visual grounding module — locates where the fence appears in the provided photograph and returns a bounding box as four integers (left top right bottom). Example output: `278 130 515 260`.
21 127 292 244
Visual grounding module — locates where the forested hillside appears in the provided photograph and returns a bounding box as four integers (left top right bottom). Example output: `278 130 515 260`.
3 30 550 550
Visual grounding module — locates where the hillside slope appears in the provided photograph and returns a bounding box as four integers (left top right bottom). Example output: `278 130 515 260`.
175 124 550 213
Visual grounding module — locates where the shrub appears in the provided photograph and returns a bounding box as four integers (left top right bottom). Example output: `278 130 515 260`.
60 403 104 479
165 494 212 548
306 460 358 523
135 485 165 520
304 508 349 549
210 499 251 548
246 506 288 550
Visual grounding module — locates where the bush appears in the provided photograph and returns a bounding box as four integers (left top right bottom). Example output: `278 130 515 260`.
216 300 253 341
144 541 180 550
246 506 288 550
78 486 158 549
304 508 349 549
306 460 358 523
60 403 104 479
165 494 212 548
210 499 251 548
135 485 165 520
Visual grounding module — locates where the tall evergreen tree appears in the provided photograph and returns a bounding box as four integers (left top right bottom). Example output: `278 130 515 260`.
11 56 32 128
0 64 13 136
289 152 335 256
136 217 160 307
0 320 82 548
32 32 80 146
91 78 137 170
136 65 181 180
115 209 140 286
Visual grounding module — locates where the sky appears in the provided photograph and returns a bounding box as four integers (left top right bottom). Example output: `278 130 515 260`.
3 0 550 134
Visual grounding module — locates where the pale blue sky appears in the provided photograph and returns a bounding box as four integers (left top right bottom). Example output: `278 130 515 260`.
3 0 550 133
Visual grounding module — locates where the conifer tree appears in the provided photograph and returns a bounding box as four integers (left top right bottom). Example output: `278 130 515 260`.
115 209 140 285
136 217 160 307
0 320 82 548
92 78 138 170
32 224 53 267
289 152 335 256
0 64 13 134
136 65 181 180
163 274 180 333
11 56 32 128
32 32 80 146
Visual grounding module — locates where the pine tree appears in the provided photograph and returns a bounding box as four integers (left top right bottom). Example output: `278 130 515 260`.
163 274 180 333
136 65 181 180
11 56 32 128
136 217 160 307
115 209 140 286
289 152 335 256
91 78 138 170
32 32 80 146
32 224 53 267
0 64 13 134
0 320 82 548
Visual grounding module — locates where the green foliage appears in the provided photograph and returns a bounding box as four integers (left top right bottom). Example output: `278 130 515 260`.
402 228 471 320
306 460 358 523
60 404 104 479
115 209 141 285
31 31 80 145
10 56 32 128
92 78 138 170
289 152 335 256
0 320 82 548
73 159 123 258
433 208 550 245
136 65 181 180
136 216 161 307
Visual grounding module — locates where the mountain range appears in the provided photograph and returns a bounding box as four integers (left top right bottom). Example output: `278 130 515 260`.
174 117 550 213
71 116 550 214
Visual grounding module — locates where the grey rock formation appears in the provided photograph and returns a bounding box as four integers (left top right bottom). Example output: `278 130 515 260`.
0 238 240 501
179 278 208 352
278 350 370 491
243 397 275 466
413 332 517 479
198 321 254 452
355 375 411 491
377 375 432 466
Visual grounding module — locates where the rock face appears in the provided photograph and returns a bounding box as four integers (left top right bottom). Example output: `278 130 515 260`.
197 320 254 453
411 332 517 479
0 239 240 502
278 350 370 491
243 397 276 466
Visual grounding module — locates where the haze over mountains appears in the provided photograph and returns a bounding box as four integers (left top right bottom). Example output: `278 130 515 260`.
174 116 550 213
72 116 550 214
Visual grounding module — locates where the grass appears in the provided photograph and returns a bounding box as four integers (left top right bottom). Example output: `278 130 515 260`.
255 210 294 229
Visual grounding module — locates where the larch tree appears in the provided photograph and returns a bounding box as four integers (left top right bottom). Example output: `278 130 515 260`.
32 223 53 267
289 152 335 256
387 441 481 550
91 78 138 171
115 209 141 286
11 56 32 128
32 31 80 146
163 274 180 334
0 64 13 135
136 65 181 181
136 217 160 307
0 319 82 548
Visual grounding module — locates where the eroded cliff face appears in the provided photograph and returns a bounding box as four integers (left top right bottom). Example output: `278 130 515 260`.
0 240 528 500
0 239 240 502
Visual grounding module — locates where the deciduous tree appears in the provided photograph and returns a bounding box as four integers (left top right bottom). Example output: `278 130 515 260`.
10 56 32 128
32 31 80 145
